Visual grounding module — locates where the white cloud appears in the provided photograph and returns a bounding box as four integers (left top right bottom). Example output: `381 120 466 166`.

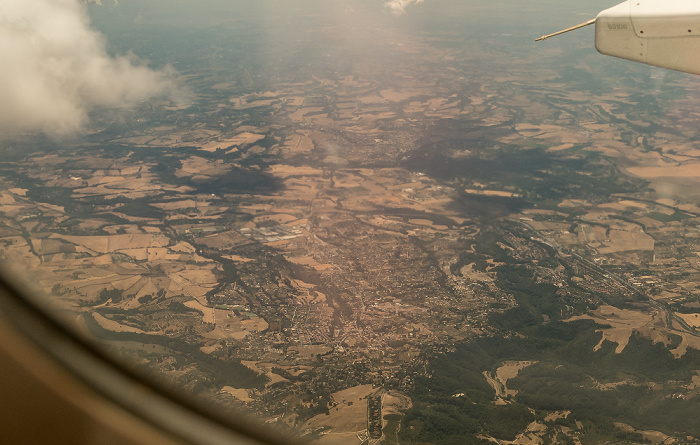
385 0 425 15
0 0 181 138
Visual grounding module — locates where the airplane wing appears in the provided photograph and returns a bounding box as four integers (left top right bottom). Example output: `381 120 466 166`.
537 0 700 75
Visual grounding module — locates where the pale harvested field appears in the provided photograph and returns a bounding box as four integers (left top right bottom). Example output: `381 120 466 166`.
280 133 315 156
284 96 304 107
239 203 272 214
304 384 374 437
566 305 665 353
425 97 448 111
177 156 231 177
357 94 387 104
514 123 554 134
495 361 536 397
600 200 649 212
407 219 448 231
293 290 326 305
200 132 266 152
271 207 307 216
626 163 700 178
147 247 181 262
86 175 127 186
285 256 335 271
0 204 25 217
241 317 268 333
288 345 333 358
279 179 319 200
596 228 655 254
200 344 219 354
591 378 633 391
50 233 169 254
194 231 249 250
576 224 607 244
382 391 412 417
118 248 148 261
633 216 664 228
263 240 291 247
614 423 670 444
170 241 196 253
105 211 161 224
664 153 696 162
548 143 574 152
0 194 16 205
689 372 700 390
171 266 218 285
379 89 416 102
228 131 266 146
288 278 315 289
483 371 506 399
459 264 494 282
203 324 248 340
31 154 69 165
464 189 519 198
544 411 571 423
336 108 356 119
668 322 700 357
222 386 253 403
229 95 281 109
184 300 214 324
269 164 322 178
286 109 307 122
152 200 198 211
73 181 161 200
81 253 113 266
526 221 569 232
332 175 364 189
558 199 590 209
131 279 159 302
68 268 118 283
357 112 395 120
678 313 700 327
93 313 146 334
516 124 588 145
255 213 297 224
8 188 27 196
169 270 217 297
342 125 381 135
592 143 627 159
511 422 548 445
102 224 140 235
241 361 289 388
117 126 221 148
111 275 142 291
223 254 254 263
213 308 235 324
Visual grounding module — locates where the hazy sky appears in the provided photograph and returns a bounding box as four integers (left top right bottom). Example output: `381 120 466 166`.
0 0 632 141
0 0 180 139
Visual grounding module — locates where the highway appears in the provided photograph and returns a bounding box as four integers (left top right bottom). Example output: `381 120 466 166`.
514 219 700 338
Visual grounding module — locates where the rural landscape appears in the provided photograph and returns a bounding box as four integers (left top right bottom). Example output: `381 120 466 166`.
2 0 700 443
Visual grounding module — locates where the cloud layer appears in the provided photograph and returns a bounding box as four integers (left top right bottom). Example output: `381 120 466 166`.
0 0 179 138
385 0 425 15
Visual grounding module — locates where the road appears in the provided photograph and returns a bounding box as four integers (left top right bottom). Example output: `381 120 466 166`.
514 219 700 338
